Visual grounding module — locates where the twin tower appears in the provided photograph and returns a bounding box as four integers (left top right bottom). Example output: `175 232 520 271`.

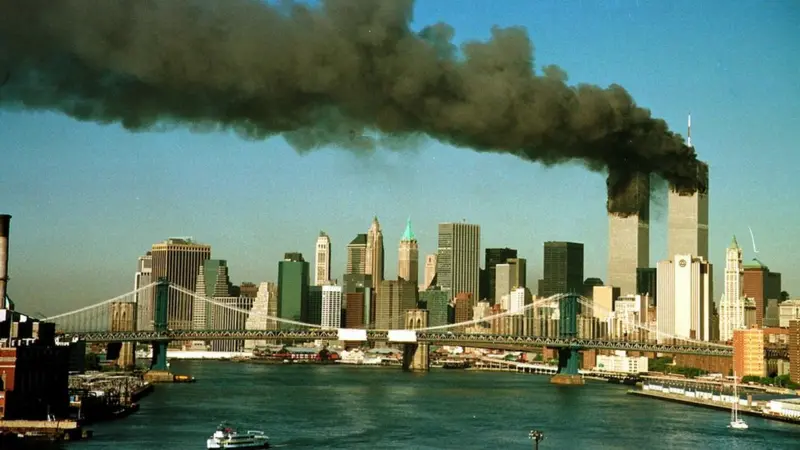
607 164 710 297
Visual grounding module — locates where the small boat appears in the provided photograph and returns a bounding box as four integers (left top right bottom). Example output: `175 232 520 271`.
207 422 270 449
728 373 749 430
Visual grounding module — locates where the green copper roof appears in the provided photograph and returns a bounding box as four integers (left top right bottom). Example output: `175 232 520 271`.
401 217 416 241
729 235 739 249
743 258 768 270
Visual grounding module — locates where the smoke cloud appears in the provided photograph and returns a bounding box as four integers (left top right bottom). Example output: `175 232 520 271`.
0 0 707 213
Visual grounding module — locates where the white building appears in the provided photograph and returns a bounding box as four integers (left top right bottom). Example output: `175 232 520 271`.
321 285 343 329
315 232 331 286
244 282 277 352
495 263 513 303
596 351 649 374
779 299 800 328
508 287 526 314
718 236 746 342
656 254 713 343
609 294 648 339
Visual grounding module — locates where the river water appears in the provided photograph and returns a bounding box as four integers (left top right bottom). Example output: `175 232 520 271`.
64 360 797 449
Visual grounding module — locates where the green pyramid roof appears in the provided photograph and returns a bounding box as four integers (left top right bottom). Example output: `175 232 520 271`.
729 235 739 249
401 217 416 241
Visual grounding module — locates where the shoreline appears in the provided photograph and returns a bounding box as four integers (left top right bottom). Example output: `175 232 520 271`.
628 389 800 425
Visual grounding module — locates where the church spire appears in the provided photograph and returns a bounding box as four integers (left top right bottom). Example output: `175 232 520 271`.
401 217 416 242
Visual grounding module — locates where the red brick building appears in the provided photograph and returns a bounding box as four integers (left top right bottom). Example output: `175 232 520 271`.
0 344 70 420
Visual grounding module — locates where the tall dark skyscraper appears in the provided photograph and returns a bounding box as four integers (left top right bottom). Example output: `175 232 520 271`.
538 242 584 298
277 252 310 325
636 267 657 305
485 248 517 304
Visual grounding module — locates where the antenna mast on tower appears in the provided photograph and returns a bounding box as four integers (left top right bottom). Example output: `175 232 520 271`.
687 113 692 148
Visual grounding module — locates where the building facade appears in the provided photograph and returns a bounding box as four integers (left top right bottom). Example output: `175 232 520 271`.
375 279 417 329
134 252 153 331
436 223 481 306
422 254 437 291
277 252 310 325
397 218 419 284
346 234 367 275
719 236 745 342
321 285 343 329
667 162 710 261
315 232 331 286
656 254 713 343
539 241 585 298
365 217 385 289
732 328 765 378
607 172 650 297
485 248 517 304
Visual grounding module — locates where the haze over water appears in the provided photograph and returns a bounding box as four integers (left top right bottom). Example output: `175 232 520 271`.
65 361 798 449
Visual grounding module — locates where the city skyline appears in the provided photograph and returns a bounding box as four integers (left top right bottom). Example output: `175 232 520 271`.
1 1 798 314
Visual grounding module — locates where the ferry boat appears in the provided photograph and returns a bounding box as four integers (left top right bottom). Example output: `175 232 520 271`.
206 423 270 449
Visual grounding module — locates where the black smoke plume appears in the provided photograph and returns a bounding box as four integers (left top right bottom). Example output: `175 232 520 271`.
0 0 707 214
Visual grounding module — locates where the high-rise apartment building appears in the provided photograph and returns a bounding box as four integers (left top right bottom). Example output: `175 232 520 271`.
397 218 419 284
150 238 211 334
422 254 437 291
485 248 517 304
315 232 331 286
667 162 709 261
134 252 153 331
277 252 310 325
321 285 343 329
365 217 385 288
539 242 584 298
436 223 481 306
732 327 765 378
719 236 745 342
608 173 650 296
656 254 713 342
346 234 367 275
375 279 417 329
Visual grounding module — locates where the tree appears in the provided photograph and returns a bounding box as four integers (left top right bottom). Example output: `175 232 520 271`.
780 291 790 302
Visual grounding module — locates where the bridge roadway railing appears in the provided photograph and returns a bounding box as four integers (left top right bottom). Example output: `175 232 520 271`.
59 328 733 357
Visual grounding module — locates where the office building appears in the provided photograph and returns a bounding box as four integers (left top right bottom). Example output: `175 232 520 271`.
656 254 713 343
719 236 746 342
346 234 368 275
485 248 517 304
636 268 657 305
539 241 584 298
397 218 419 284
245 282 277 351
667 162 709 261
436 223 481 305
307 286 323 325
375 279 417 329
743 258 782 327
508 258 527 290
321 285 343 329
419 287 450 327
608 172 650 296
422 254 437 291
277 252 310 325
134 252 153 331
150 238 211 334
315 232 331 286
365 217 385 288
495 263 513 304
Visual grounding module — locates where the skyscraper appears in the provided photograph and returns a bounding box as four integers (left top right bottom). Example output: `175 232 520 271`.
538 242 584 298
150 238 211 334
134 252 153 331
484 248 517 304
346 234 367 274
375 279 418 329
656 254 713 342
719 236 745 342
397 217 419 284
743 258 782 327
608 173 650 296
315 231 331 286
667 162 709 260
365 217 385 288
277 252 310 325
422 254 437 291
321 285 343 329
436 222 481 305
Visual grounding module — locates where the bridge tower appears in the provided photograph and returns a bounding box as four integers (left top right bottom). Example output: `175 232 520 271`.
150 277 170 372
402 309 429 372
551 293 585 385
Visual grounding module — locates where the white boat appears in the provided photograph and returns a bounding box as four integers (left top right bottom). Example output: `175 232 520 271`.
207 422 270 449
728 374 749 430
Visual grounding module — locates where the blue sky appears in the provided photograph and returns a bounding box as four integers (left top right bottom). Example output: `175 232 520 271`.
1 0 798 316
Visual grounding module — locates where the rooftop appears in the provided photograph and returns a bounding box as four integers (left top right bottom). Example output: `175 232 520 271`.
349 233 367 246
401 217 416 241
743 258 768 270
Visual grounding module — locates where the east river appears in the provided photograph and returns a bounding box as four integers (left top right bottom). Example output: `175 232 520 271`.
65 360 798 449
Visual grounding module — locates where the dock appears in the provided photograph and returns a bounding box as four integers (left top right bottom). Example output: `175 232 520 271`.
628 389 800 425
0 419 92 441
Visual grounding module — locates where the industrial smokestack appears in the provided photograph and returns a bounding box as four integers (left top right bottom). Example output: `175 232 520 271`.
0 0 706 210
0 214 10 309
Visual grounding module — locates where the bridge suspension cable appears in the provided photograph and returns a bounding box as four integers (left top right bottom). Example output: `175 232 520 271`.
576 298 732 349
167 283 323 329
417 293 573 332
43 281 159 322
